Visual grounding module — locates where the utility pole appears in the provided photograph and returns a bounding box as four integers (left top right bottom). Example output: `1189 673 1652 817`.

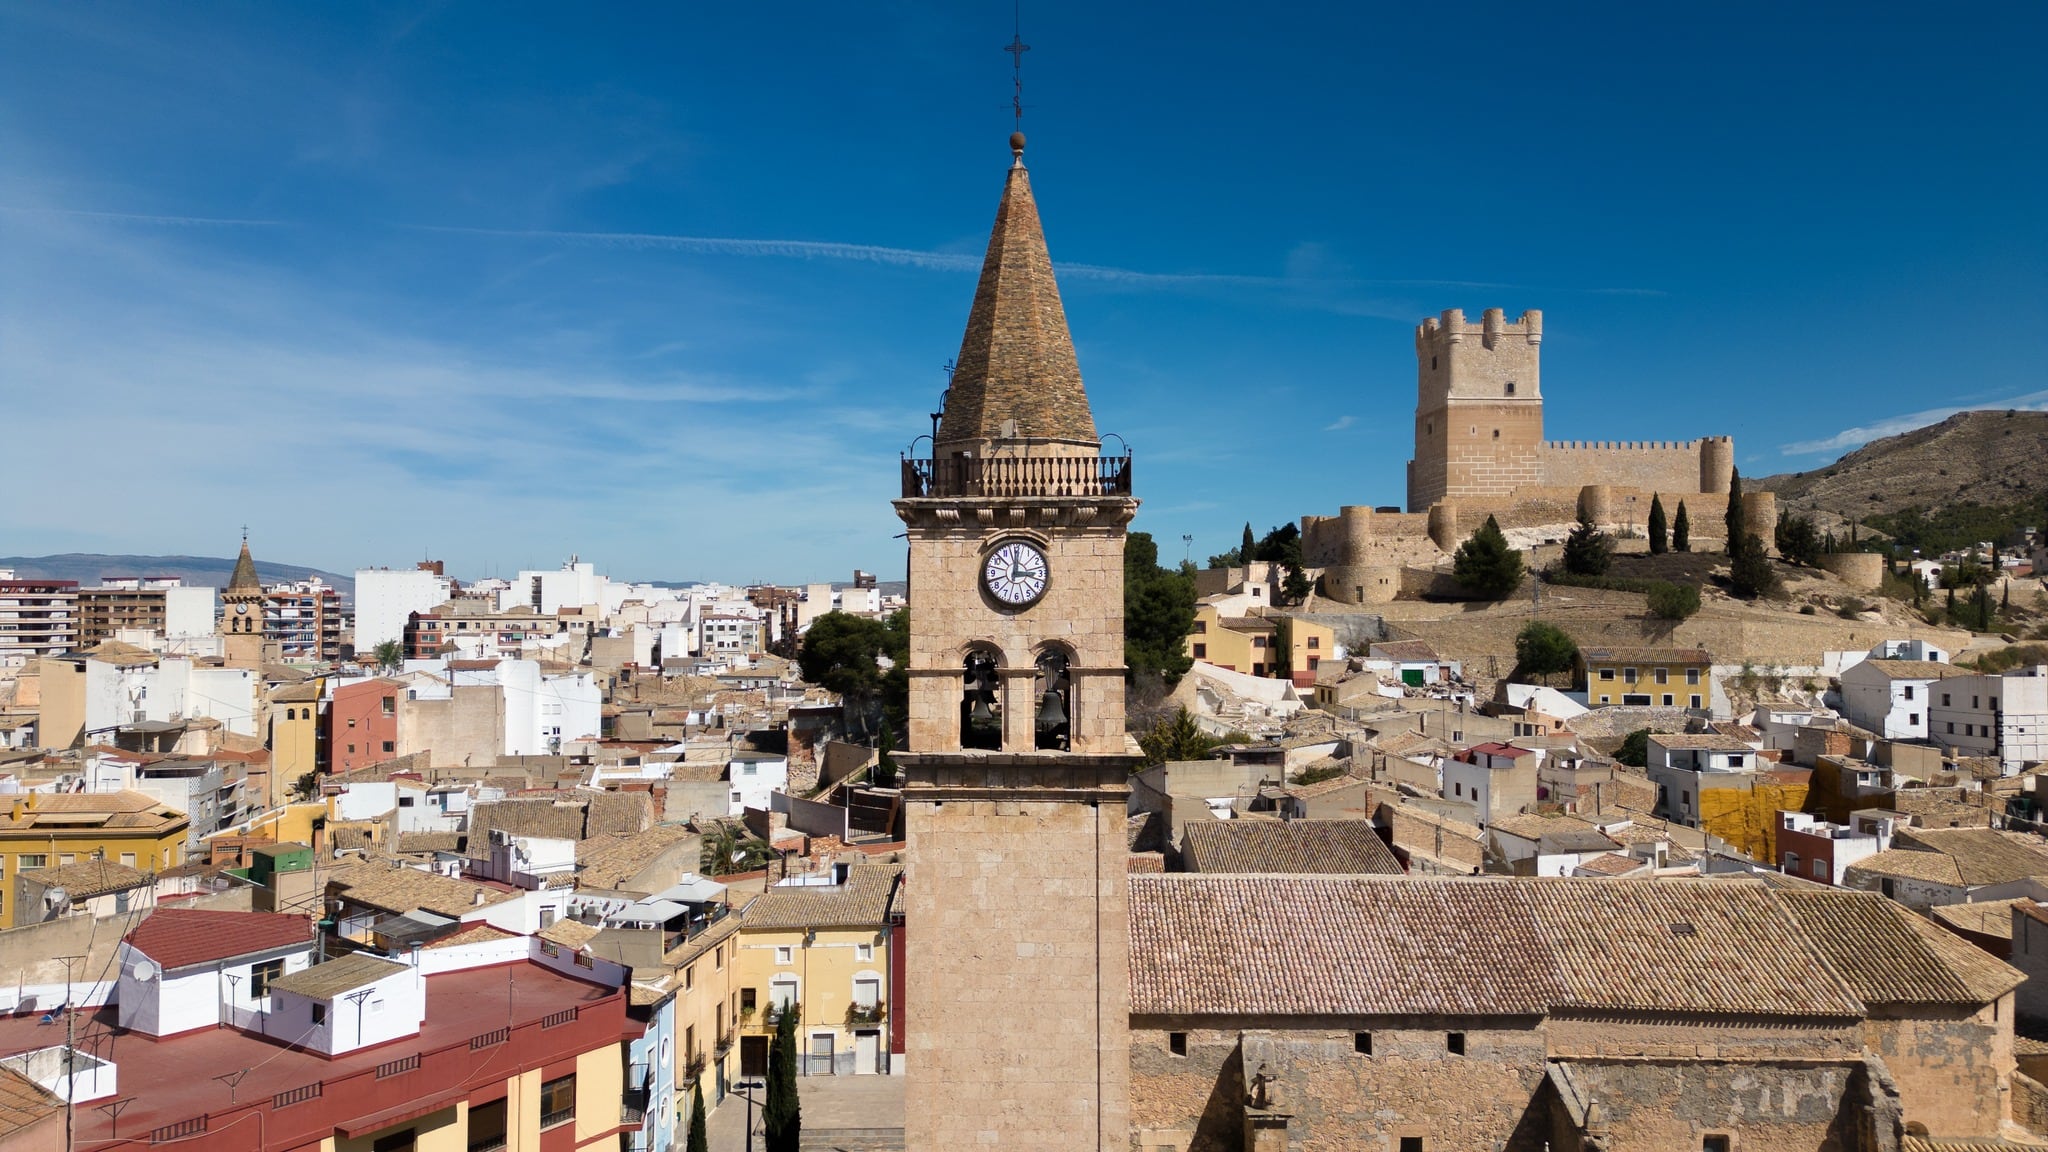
57 954 83 1152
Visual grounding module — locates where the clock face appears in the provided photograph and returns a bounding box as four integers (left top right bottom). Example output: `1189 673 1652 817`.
983 540 1049 607
234 604 249 615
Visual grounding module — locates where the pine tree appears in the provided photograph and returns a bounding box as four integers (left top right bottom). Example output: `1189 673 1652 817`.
686 1081 709 1152
1452 515 1525 600
1724 469 1744 557
1673 502 1691 552
1647 494 1668 555
1562 511 1613 577
765 1003 801 1151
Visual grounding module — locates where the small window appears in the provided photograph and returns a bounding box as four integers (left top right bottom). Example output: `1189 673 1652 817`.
1687 669 1701 685
1662 695 1674 707
1168 1032 1187 1057
1599 669 1614 681
312 1003 327 1025
1813 860 1826 879
1354 1032 1372 1055
1948 722 1956 734
1623 668 1638 684
1505 381 1516 395
1402 1138 1424 1152
1491 429 1500 439
1942 693 1951 706
1655 668 1669 685
685 965 695 991
856 943 873 962
383 741 395 753
1307 636 1319 649
539 1075 576 1128
775 946 794 965
1903 686 1915 701
1192 644 1207 659
250 958 284 999
1909 714 1919 727
1447 1032 1465 1055
1702 1137 1731 1152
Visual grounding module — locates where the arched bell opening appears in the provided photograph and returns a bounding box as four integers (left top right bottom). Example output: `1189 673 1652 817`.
1033 649 1072 751
960 647 1004 751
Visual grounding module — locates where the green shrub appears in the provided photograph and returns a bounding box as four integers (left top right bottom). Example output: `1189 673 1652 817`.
1646 582 1701 621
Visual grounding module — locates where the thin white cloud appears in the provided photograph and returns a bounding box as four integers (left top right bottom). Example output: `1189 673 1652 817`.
1324 415 1357 432
1779 391 2048 456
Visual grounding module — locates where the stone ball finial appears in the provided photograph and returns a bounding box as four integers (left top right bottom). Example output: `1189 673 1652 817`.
1010 131 1026 156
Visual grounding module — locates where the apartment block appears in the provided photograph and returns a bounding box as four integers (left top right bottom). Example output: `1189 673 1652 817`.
0 577 77 666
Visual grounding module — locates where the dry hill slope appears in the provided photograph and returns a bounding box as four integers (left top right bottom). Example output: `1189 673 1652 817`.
1757 409 2048 518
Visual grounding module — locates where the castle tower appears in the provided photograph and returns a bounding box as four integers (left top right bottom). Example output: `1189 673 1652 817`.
894 132 1136 1151
219 534 266 670
1406 307 1545 511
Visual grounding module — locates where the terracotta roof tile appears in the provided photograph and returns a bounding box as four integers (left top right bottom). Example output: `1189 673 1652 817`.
1180 820 1403 876
123 908 315 971
1128 875 1564 1017
1778 889 2023 1005
0 1067 60 1139
741 865 900 931
1580 646 1712 665
1892 828 2048 886
328 862 515 918
18 860 151 899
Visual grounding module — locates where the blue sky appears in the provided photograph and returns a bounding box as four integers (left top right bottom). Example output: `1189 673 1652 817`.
3 2 2043 583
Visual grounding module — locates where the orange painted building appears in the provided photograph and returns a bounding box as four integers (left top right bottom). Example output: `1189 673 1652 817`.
327 677 401 773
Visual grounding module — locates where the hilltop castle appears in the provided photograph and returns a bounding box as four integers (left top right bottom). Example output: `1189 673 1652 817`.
1303 308 1767 603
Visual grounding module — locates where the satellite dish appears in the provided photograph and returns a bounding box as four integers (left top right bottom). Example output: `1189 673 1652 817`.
132 959 158 981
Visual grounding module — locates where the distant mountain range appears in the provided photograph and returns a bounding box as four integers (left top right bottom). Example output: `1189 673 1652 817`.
1756 409 2048 519
0 554 355 596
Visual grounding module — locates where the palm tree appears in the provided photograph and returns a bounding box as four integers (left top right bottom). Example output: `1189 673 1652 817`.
370 639 404 671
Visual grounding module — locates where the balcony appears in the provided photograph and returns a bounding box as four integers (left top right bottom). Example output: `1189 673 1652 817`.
900 454 1131 499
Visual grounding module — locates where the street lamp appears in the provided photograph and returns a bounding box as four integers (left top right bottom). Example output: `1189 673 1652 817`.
733 1078 765 1152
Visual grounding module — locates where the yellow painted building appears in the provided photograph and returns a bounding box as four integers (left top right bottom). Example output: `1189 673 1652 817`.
1187 602 1276 676
267 679 324 805
735 864 900 1077
1582 645 1714 709
0 791 187 927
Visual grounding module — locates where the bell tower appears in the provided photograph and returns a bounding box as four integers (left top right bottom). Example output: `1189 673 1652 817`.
894 132 1137 1151
219 533 266 670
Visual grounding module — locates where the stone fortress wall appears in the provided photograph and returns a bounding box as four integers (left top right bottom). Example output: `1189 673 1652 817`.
1295 308 1865 605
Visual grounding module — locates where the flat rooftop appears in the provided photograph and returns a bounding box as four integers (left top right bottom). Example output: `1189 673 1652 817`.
0 960 618 1149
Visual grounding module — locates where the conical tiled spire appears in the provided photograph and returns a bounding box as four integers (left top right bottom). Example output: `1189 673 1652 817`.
936 135 1098 448
228 536 260 593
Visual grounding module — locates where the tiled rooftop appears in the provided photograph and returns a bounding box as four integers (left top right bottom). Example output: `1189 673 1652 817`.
1779 889 2023 1005
1131 876 1880 1020
741 865 901 930
124 908 316 971
1179 820 1403 876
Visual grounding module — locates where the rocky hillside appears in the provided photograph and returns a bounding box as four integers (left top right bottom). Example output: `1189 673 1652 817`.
1757 409 2048 519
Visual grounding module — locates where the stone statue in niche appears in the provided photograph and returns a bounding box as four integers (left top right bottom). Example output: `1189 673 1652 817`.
1246 1062 1281 1110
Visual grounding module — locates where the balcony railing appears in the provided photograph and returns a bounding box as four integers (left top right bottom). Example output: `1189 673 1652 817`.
901 454 1132 499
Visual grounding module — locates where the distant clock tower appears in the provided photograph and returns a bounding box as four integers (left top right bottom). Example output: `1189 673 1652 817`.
894 133 1137 1152
220 533 266 670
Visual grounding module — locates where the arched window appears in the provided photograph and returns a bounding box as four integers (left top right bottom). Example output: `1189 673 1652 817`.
1033 648 1072 752
961 648 1003 751
285 708 296 721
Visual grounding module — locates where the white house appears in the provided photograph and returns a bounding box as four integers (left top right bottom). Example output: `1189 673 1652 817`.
499 559 600 616
1839 658 1968 742
728 751 789 815
1486 814 1623 877
1645 733 1764 828
116 908 319 1037
1928 667 2048 774
265 952 425 1056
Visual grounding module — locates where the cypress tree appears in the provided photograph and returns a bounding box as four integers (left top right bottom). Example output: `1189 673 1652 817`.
1241 523 1256 565
1673 501 1691 553
764 1003 801 1151
686 1081 709 1152
1724 469 1744 557
1647 494 1668 555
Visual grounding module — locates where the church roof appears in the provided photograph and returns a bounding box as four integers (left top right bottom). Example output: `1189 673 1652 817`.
228 538 261 592
936 136 1097 448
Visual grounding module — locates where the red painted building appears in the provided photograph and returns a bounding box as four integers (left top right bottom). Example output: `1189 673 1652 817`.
328 677 402 773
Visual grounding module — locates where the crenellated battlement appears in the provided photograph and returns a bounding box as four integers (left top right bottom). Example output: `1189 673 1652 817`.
1416 307 1544 350
1544 439 1702 452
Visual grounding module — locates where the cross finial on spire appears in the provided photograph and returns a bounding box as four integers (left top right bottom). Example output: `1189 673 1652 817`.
1006 1 1030 150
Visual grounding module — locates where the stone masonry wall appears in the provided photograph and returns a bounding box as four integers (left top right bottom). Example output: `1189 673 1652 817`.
903 520 1128 754
1541 441 1706 496
1558 1059 1876 1152
906 790 1128 1151
1862 1004 2011 1139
